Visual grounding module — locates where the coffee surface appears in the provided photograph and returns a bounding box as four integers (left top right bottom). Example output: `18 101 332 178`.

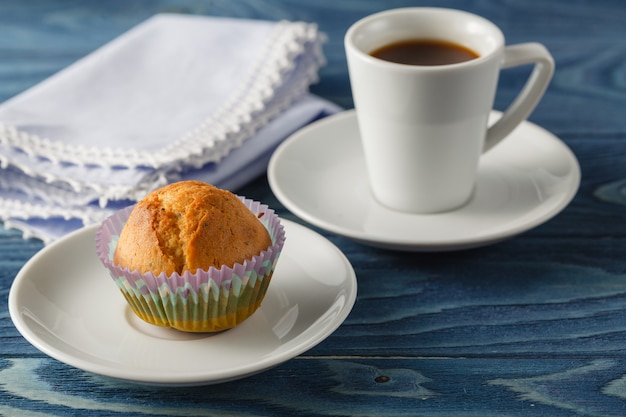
370 39 479 66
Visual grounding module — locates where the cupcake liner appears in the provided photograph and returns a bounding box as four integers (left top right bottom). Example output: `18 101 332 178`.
95 197 285 332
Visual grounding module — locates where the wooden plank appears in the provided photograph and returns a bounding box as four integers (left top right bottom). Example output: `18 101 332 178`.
0 0 625 415
3 234 626 357
1 356 626 416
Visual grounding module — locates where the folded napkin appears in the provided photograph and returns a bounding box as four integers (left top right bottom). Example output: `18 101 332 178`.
0 14 340 243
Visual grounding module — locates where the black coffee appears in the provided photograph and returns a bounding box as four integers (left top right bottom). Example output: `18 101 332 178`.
370 39 479 66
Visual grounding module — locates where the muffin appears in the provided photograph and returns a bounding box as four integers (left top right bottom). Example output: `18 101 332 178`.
96 180 285 333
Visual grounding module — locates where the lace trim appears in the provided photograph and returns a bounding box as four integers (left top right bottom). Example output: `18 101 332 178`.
0 148 170 207
0 21 325 170
1 203 112 244
0 197 112 225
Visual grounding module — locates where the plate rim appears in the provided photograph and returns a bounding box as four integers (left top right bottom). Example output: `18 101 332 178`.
8 218 358 386
268 109 581 251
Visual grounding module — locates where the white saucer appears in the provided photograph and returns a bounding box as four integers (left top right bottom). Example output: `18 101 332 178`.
268 110 580 251
8 219 357 386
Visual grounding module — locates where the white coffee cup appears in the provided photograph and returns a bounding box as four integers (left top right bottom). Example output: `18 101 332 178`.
345 7 554 213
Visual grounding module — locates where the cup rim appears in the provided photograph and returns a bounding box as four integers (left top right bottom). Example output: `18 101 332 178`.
345 7 505 70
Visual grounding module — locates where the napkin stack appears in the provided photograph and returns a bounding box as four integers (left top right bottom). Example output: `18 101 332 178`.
0 14 340 243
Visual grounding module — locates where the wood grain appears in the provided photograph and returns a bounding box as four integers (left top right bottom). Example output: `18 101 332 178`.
1 0 626 415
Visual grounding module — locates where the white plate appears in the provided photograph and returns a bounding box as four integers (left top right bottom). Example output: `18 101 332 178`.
268 110 580 251
8 219 357 386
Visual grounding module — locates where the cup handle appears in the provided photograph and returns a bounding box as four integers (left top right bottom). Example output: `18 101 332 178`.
484 43 555 152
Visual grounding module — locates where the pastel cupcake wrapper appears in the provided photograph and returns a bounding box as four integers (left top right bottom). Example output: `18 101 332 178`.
95 197 285 332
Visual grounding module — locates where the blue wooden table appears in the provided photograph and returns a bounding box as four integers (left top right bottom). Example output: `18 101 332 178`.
2 0 626 415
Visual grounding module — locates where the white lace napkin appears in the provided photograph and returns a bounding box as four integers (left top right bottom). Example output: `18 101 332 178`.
0 14 340 243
